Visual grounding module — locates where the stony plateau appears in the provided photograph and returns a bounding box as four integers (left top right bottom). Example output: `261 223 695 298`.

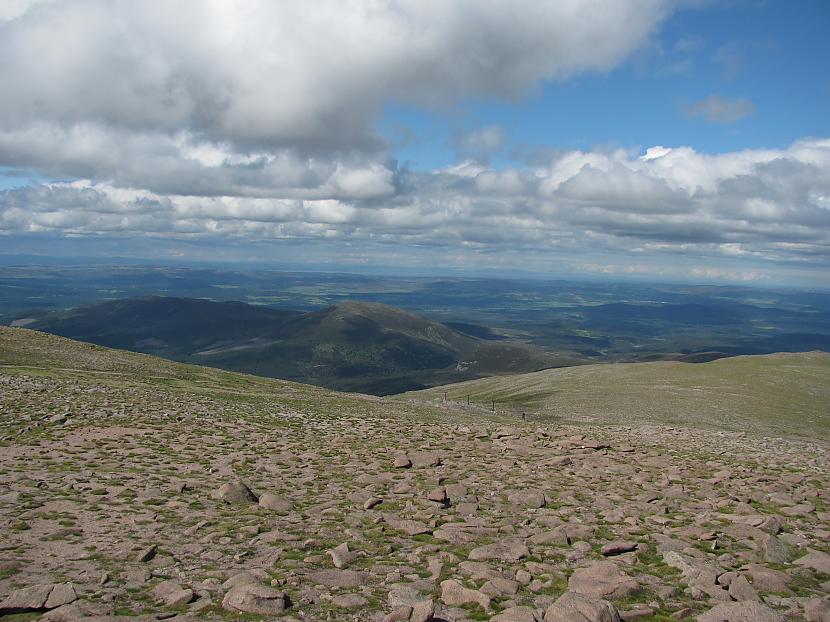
0 327 828 621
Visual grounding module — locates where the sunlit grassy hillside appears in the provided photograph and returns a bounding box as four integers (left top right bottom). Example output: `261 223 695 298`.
402 351 830 441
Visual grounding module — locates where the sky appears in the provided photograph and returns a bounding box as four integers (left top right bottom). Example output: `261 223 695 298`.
0 0 828 287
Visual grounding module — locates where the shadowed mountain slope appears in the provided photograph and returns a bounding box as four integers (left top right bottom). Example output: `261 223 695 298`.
23 297 570 394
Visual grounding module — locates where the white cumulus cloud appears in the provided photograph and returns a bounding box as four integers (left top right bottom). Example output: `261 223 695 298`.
2 139 828 268
0 0 672 197
1 1 828 278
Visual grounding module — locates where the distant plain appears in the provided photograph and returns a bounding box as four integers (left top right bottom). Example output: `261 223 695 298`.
2 264 830 396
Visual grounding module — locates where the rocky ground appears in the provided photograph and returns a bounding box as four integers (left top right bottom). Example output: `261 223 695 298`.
1 328 829 622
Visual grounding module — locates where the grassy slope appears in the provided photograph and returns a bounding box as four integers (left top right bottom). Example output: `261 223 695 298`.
5 326 828 443
401 351 830 441
23 297 572 395
0 326 397 421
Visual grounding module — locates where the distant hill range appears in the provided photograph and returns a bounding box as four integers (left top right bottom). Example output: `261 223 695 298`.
19 296 574 394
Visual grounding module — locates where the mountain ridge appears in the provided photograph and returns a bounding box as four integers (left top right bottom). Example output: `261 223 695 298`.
19 296 572 395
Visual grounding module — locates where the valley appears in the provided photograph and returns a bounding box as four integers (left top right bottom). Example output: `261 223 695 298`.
19 297 568 395
3 266 830 362
3 266 830 397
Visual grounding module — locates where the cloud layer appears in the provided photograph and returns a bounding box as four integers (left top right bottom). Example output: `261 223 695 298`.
3 139 828 268
0 0 670 195
1 1 828 280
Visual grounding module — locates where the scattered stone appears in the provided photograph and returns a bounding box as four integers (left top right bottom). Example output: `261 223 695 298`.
409 599 435 622
794 549 830 574
222 584 290 614
385 605 415 622
544 591 621 622
491 606 541 622
696 601 784 622
3 335 829 622
742 564 790 593
758 515 782 535
0 584 77 614
410 451 442 468
508 489 547 508
568 562 640 600
601 541 638 557
781 502 815 516
151 580 195 607
481 576 520 596
364 497 383 510
258 492 292 513
327 542 357 568
223 570 266 589
215 480 258 503
446 483 467 498
469 539 530 562
618 605 654 620
389 586 425 608
727 575 760 603
440 579 490 611
384 600 435 622
306 569 367 588
758 534 789 564
135 544 157 562
386 515 433 536
427 487 448 503
332 593 368 608
41 599 109 622
805 598 830 622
